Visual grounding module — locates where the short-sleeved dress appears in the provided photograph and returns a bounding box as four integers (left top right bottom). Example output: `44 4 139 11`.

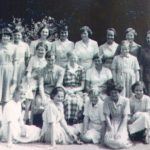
26 55 47 91
1 100 41 143
0 43 17 104
112 54 140 97
103 96 131 149
63 64 85 124
99 41 118 69
74 39 99 70
129 95 150 134
30 39 52 56
83 99 105 143
51 39 74 68
15 41 30 85
41 101 76 144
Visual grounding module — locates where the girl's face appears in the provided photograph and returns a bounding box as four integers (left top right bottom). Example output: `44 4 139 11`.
81 31 89 40
121 44 129 56
14 32 22 42
40 28 49 39
107 30 115 44
89 93 99 106
94 57 103 68
146 34 150 46
126 32 134 42
2 34 11 44
15 89 26 102
53 91 65 104
36 46 46 58
110 90 119 102
134 85 143 99
46 55 55 66
60 31 68 41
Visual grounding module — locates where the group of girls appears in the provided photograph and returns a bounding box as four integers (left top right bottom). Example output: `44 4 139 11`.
0 22 149 149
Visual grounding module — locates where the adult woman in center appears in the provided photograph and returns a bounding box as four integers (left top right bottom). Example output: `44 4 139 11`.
63 51 86 125
74 26 99 70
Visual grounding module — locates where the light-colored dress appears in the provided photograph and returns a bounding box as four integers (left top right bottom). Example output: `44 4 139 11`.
99 41 118 69
1 100 41 143
26 55 47 90
51 39 74 68
103 96 131 149
41 101 76 144
74 39 99 70
129 95 150 134
30 39 52 56
83 99 105 143
0 43 17 103
112 54 140 97
15 41 30 85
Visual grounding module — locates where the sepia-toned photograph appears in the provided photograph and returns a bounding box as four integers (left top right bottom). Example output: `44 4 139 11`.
0 0 150 149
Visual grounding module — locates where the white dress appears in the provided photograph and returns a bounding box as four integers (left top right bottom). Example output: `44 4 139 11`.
1 100 41 143
129 95 150 134
41 101 77 144
83 99 105 143
74 39 99 70
112 54 140 97
15 41 30 85
51 39 74 68
99 41 118 69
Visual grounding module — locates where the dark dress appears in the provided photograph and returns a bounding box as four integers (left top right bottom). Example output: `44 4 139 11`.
140 46 150 95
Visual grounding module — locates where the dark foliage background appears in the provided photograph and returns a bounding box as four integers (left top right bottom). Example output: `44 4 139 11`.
0 0 150 45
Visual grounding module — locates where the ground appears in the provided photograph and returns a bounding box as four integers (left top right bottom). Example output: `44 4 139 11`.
0 142 150 150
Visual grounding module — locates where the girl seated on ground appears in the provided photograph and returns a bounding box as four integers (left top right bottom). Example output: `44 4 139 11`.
80 87 105 144
129 81 150 144
40 87 80 149
103 79 132 149
1 85 41 147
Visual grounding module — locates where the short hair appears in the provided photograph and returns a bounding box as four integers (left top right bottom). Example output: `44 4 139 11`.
107 28 116 36
125 28 137 36
0 27 12 37
50 87 66 100
80 26 93 36
131 81 146 93
58 25 68 35
37 26 50 38
45 50 55 59
88 87 100 97
92 53 106 63
106 79 123 96
67 51 78 59
35 42 48 52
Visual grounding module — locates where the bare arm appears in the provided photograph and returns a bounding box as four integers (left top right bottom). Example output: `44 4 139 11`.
83 116 89 134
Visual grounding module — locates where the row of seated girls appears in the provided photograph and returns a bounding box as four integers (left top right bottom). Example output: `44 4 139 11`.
0 23 149 149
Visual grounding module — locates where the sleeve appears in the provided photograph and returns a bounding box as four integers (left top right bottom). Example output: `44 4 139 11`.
81 67 86 81
12 47 18 63
103 100 111 116
51 41 56 54
129 98 135 115
146 96 150 112
123 98 130 115
25 43 31 58
107 69 113 80
94 41 99 55
85 69 91 81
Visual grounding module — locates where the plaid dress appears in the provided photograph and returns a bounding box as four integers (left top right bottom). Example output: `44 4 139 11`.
63 64 86 124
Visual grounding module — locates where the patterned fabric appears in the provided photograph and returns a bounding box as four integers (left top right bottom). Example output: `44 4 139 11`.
63 94 84 124
63 64 85 87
